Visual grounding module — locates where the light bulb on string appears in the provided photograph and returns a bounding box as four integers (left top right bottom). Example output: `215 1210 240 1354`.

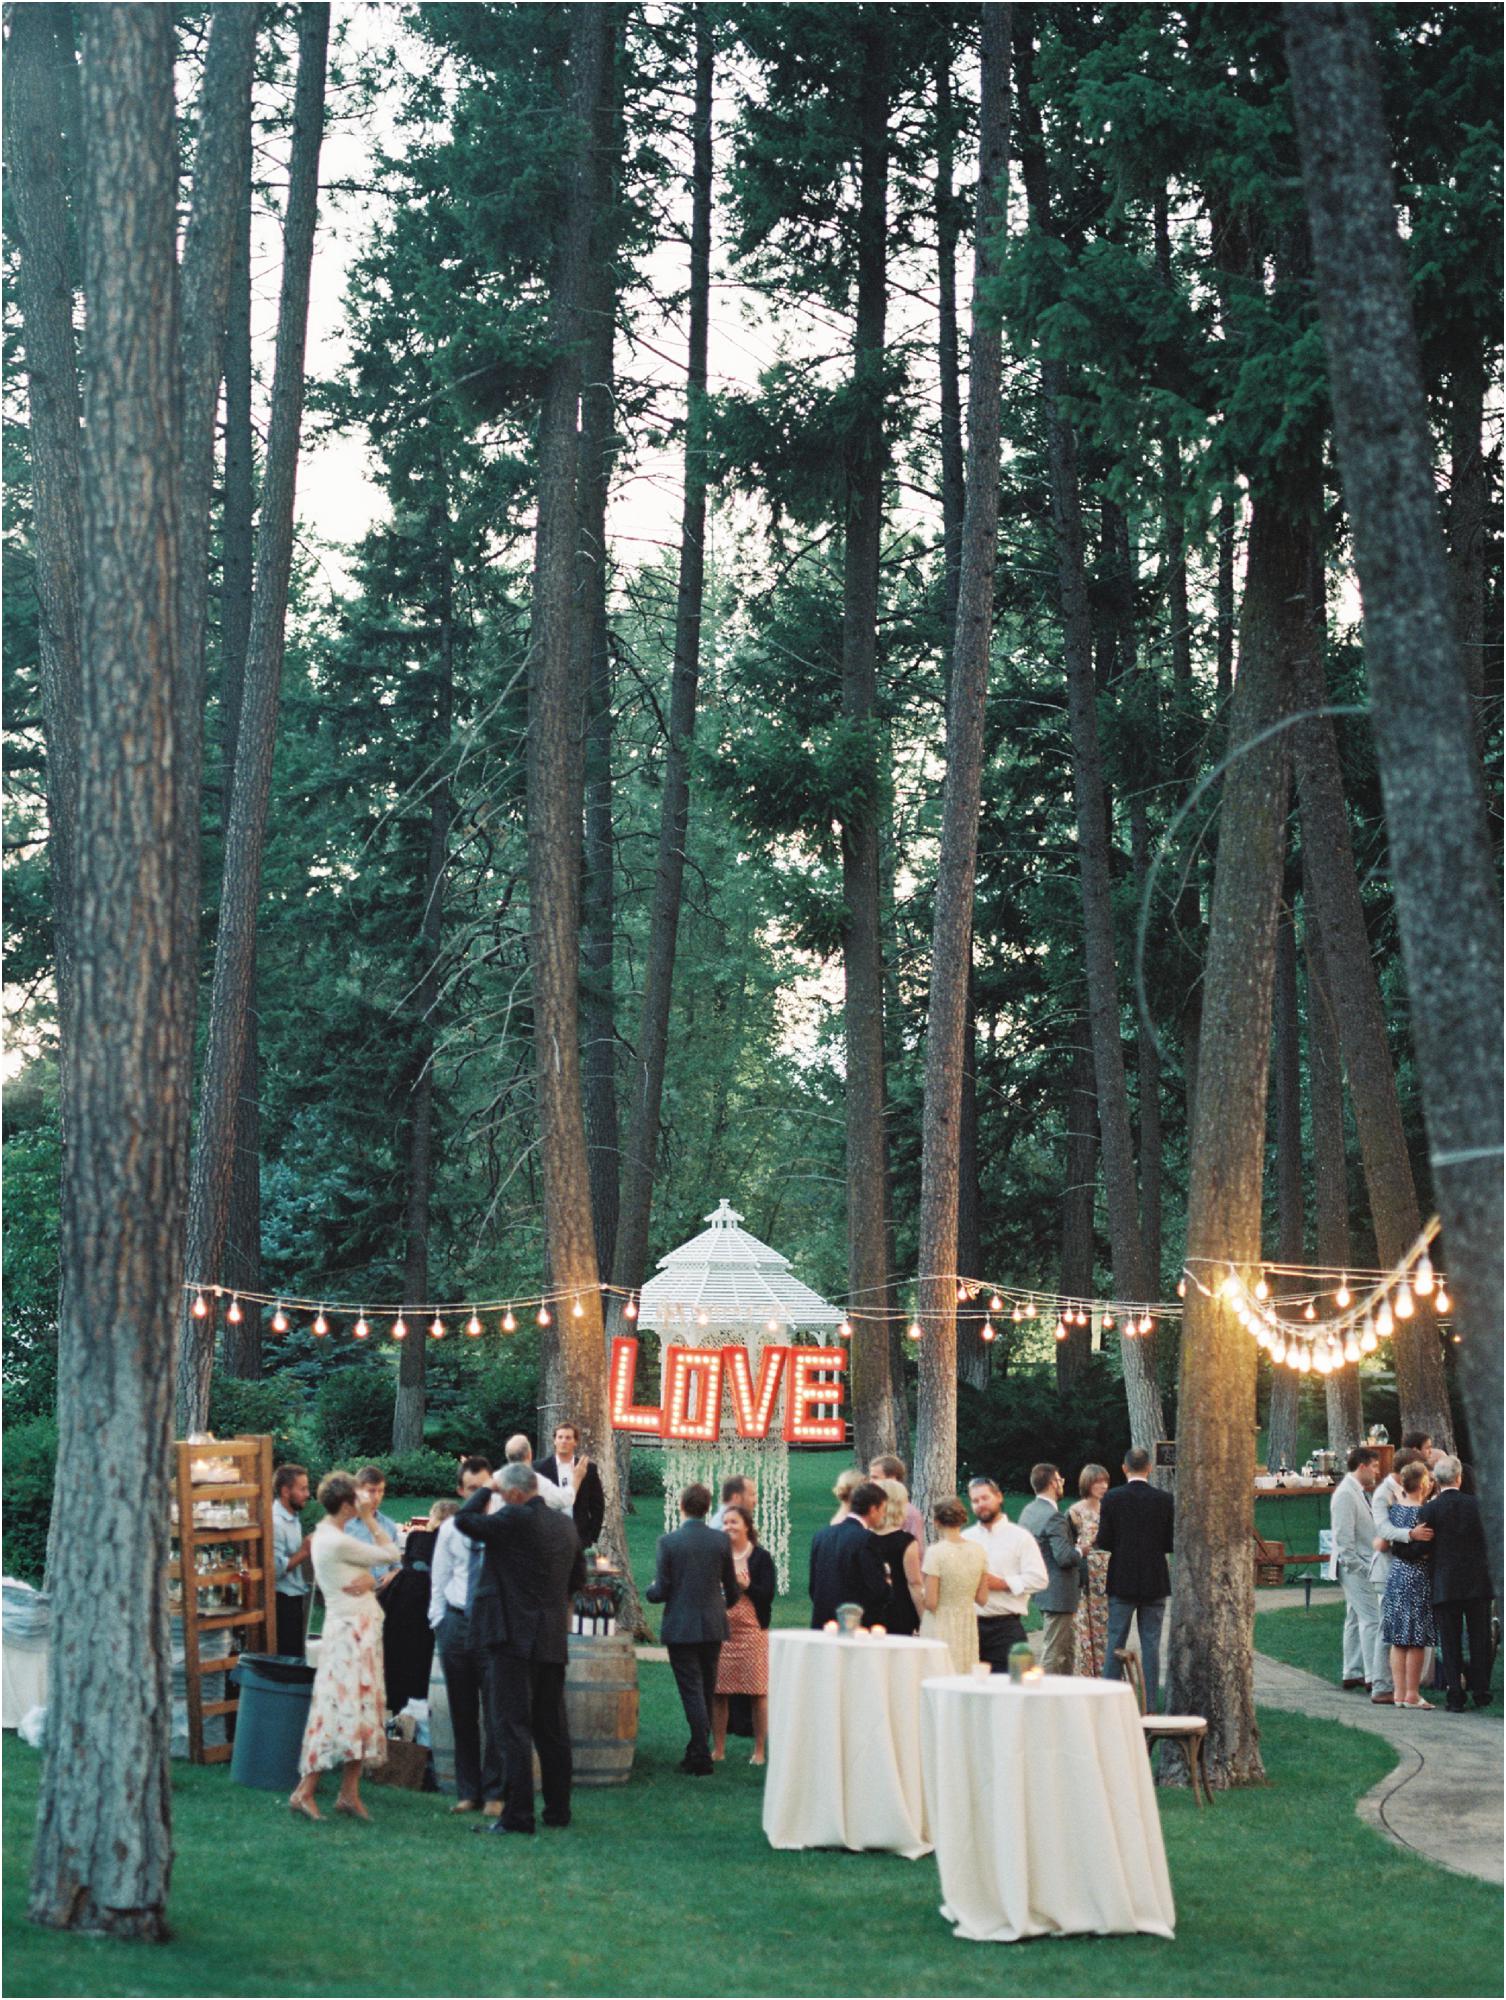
1375 1299 1394 1338
572 1297 585 1319
1394 1280 1414 1320
989 1294 1003 1314
502 1307 517 1333
981 1322 997 1344
1344 1332 1360 1363
313 1310 329 1338
696 1310 709 1327
906 1320 923 1342
271 1303 289 1333
537 1304 551 1327
957 1283 968 1304
1102 1310 1114 1330
1414 1252 1435 1296
1270 1337 1286 1365
226 1296 243 1325
1334 1275 1351 1308
430 1316 446 1340
624 1298 638 1321
1028 1298 1039 1319
1254 1273 1270 1301
192 1291 209 1320
1360 1317 1378 1355
354 1314 370 1340
392 1317 408 1341
1295 1347 1311 1373
766 1317 780 1334
1011 1302 1024 1323
1433 1284 1452 1314
1177 1276 1187 1298
1055 1318 1068 1341
1139 1312 1154 1335
1303 1299 1317 1322
837 1319 853 1339
1452 1331 1462 1344
465 1313 482 1337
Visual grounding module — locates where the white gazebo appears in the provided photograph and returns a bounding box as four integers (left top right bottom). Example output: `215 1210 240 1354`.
637 1199 846 1591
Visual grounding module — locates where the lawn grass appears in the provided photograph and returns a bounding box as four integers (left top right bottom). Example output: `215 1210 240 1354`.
1256 1598 1503 1707
6 1456 1501 1998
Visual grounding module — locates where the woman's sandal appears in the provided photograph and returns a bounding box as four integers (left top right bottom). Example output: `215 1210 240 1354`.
288 1795 322 1822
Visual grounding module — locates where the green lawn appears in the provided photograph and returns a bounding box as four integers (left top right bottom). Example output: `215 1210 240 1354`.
1257 1598 1503 1707
6 1456 1501 1997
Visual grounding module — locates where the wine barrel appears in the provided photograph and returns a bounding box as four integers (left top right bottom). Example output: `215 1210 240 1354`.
428 1654 456 1795
566 1631 638 1786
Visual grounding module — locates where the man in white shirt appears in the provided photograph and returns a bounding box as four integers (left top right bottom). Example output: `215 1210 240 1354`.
964 1477 1049 1673
503 1434 577 1514
428 1456 502 1815
1330 1446 1382 1691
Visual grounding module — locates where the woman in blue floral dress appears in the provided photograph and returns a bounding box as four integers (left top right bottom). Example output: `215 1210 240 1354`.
1380 1459 1436 1709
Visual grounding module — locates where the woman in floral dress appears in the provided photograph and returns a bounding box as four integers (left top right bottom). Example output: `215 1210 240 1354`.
289 1472 399 1821
1070 1464 1111 1677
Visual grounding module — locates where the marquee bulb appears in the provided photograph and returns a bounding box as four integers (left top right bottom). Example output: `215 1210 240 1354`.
465 1313 482 1337
313 1311 329 1338
192 1292 209 1320
1433 1284 1451 1314
1413 1252 1435 1297
271 1304 289 1333
226 1296 243 1324
1334 1276 1351 1308
354 1315 370 1340
1393 1281 1414 1320
392 1317 408 1341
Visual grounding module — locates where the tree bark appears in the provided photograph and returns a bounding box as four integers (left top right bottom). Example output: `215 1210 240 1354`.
1304 870 1362 1452
1056 1003 1098 1392
1215 489 1237 704
1448 340 1487 725
1286 1 1501 1584
178 5 329 1432
1130 801 1163 1290
28 5 185 1934
1266 904 1305 1470
609 9 713 1334
1016 26 1163 1449
219 156 263 1375
1165 491 1308 1790
913 5 1011 1518
842 16 898 1469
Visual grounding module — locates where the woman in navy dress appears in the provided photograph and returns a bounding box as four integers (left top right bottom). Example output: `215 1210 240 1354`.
1380 1458 1436 1709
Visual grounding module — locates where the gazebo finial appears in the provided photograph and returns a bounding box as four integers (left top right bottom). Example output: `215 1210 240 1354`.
705 1197 743 1227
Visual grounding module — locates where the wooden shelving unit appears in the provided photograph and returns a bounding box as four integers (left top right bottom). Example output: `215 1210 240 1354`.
169 1435 276 1763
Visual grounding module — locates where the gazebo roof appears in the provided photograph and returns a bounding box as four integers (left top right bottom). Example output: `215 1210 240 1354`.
636 1199 844 1329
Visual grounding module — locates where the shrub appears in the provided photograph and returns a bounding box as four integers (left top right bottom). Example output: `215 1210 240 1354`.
208 1374 309 1463
313 1364 396 1461
956 1362 1135 1496
2 1416 58 1584
628 1449 664 1497
429 1336 542 1458
361 1447 462 1498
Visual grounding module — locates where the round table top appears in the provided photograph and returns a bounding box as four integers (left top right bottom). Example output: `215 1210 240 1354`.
773 1628 951 1657
922 1673 1140 1701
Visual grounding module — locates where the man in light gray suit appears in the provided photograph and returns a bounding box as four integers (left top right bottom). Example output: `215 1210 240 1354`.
646 1482 741 1774
1330 1446 1382 1691
1020 1463 1087 1675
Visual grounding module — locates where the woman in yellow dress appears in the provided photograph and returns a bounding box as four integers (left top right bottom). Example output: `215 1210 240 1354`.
919 1497 991 1673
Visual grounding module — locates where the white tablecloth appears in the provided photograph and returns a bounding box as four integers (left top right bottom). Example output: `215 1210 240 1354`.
920 1675 1176 1941
762 1630 952 1857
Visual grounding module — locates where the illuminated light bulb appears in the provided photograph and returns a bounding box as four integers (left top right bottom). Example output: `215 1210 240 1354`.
573 1297 585 1319
1413 1252 1434 1297
465 1313 482 1337
192 1291 209 1320
313 1310 329 1338
1028 1298 1039 1319
624 1298 638 1321
906 1321 923 1342
989 1294 1003 1314
1312 1346 1328 1374
1011 1303 1024 1323
957 1284 968 1304
1303 1300 1317 1322
1433 1284 1451 1314
1219 1270 1241 1300
1254 1274 1270 1301
1055 1319 1068 1341
1344 1332 1360 1363
1394 1281 1414 1320
836 1319 853 1339
537 1304 552 1327
1077 1308 1090 1327
1375 1300 1394 1338
1360 1319 1378 1355
1334 1276 1351 1308
392 1317 408 1341
430 1316 445 1339
502 1307 517 1332
226 1296 243 1324
271 1304 289 1333
1102 1311 1114 1330
1177 1277 1187 1299
1452 1331 1462 1344
354 1315 370 1340
696 1310 709 1327
1139 1312 1153 1335
981 1323 997 1344
1294 1347 1310 1373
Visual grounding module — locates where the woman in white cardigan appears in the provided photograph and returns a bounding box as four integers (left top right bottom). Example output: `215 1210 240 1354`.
289 1471 399 1821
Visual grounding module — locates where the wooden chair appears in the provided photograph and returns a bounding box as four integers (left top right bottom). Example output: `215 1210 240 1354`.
1114 1647 1214 1807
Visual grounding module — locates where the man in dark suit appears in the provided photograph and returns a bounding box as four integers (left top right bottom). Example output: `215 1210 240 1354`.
645 1483 741 1775
1095 1446 1175 1712
808 1480 890 1628
1416 1455 1496 1711
454 1462 585 1833
536 1421 605 1552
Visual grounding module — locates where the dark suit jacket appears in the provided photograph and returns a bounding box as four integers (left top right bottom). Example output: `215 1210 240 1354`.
808 1516 890 1628
742 1544 777 1630
1417 1488 1492 1603
1095 1480 1174 1602
536 1454 606 1552
454 1489 585 1661
645 1518 741 1644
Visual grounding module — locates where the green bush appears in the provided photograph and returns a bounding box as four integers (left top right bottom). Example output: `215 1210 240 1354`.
956 1361 1137 1495
362 1447 461 1497
628 1449 664 1497
2 1416 58 1584
429 1336 542 1458
313 1364 396 1461
208 1374 309 1463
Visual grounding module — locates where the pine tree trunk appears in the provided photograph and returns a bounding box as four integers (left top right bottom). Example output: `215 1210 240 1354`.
1165 491 1308 1790
956 974 989 1392
1266 905 1305 1470
1286 2 1501 1581
1056 1004 1098 1392
1216 489 1237 703
219 82 263 1376
1130 797 1164 1289
28 7 186 1933
1305 873 1362 1451
526 6 634 1602
1448 340 1487 725
842 17 897 1469
609 9 713 1335
177 6 329 1432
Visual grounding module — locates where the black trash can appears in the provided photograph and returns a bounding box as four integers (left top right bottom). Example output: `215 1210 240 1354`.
230 1654 316 1792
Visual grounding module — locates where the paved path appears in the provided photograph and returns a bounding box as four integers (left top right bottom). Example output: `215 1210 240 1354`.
1252 1648 1502 1884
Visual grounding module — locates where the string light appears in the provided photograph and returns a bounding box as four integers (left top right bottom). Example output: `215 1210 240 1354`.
392 1316 408 1340
226 1296 243 1325
989 1294 1003 1314
1302 1300 1317 1322
573 1297 585 1319
354 1314 370 1340
836 1319 853 1339
624 1298 638 1321
313 1310 329 1338
1393 1280 1414 1320
1335 1275 1351 1308
1011 1303 1024 1323
429 1315 446 1339
1139 1312 1154 1335
1360 1317 1378 1355
271 1304 289 1333
1055 1318 1068 1341
502 1307 517 1332
1254 1274 1270 1301
1413 1252 1435 1297
1433 1284 1452 1314
465 1312 482 1337
1375 1299 1394 1338
537 1304 551 1327
1102 1311 1114 1330
192 1292 209 1320
1176 1277 1187 1298
981 1322 997 1343
906 1320 923 1342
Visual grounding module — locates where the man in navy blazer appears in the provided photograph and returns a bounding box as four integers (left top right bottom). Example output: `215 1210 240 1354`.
646 1483 742 1774
1416 1456 1495 1711
808 1481 891 1628
1095 1446 1175 1711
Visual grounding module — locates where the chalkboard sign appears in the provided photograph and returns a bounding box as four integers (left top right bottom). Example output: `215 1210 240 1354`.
1154 1439 1177 1469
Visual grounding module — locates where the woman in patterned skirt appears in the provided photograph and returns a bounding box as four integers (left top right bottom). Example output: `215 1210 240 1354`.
1069 1464 1111 1677
288 1472 399 1820
1380 1458 1437 1709
712 1506 775 1763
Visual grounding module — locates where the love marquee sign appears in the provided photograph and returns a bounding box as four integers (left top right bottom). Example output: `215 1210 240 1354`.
609 1337 848 1444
